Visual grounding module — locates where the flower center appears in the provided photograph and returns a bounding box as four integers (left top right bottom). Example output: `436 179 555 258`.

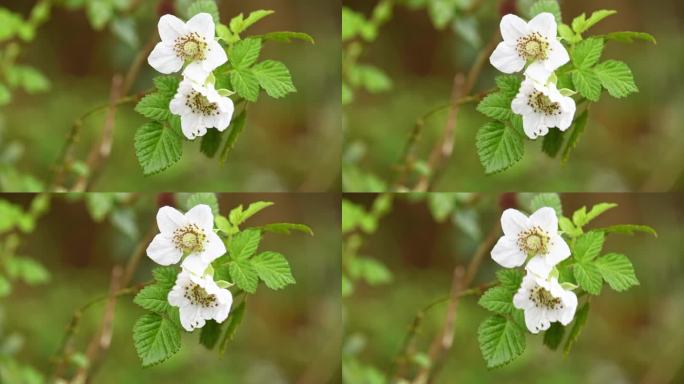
174 32 208 61
516 32 550 61
172 223 206 253
526 91 561 116
529 286 562 310
185 91 220 117
184 283 219 308
517 226 550 256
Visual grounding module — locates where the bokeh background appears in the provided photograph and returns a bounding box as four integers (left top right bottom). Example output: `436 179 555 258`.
0 0 341 192
1 193 341 383
343 0 684 192
344 193 684 383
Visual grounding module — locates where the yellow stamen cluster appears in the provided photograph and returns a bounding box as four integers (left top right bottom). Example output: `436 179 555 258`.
529 286 562 310
184 283 219 308
527 91 561 116
173 32 208 61
516 32 550 61
172 223 206 253
185 91 219 117
517 226 550 256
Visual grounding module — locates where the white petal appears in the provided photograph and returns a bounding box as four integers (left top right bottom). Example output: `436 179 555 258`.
511 92 531 115
169 93 189 115
186 12 215 40
500 208 530 237
491 236 526 268
158 14 187 42
525 255 553 278
200 231 226 263
213 291 233 323
529 207 558 233
202 40 228 71
513 287 533 310
215 111 233 131
528 12 556 38
156 206 187 234
522 112 543 139
146 234 182 265
181 254 210 276
559 291 578 325
180 113 202 140
489 42 525 74
185 204 214 231
524 61 553 83
545 40 570 71
180 305 203 331
148 43 183 74
183 61 211 83
546 234 571 265
500 14 529 42
524 307 546 334
167 286 186 307
558 96 576 130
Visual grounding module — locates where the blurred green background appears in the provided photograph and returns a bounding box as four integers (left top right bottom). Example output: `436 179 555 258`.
1 193 341 383
344 193 684 383
343 0 684 192
0 0 341 192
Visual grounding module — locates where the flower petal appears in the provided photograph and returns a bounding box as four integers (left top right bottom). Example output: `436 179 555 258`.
529 207 558 233
202 40 228 71
181 254 210 276
200 231 226 263
524 307 546 334
491 236 526 268
513 286 533 310
558 96 576 130
180 113 202 140
157 206 187 234
183 61 211 83
489 42 525 73
500 14 529 41
186 12 215 40
559 291 578 325
501 208 530 236
528 12 557 38
185 204 214 231
148 43 183 74
522 112 544 139
168 285 187 307
180 305 204 331
525 255 553 278
524 61 553 83
546 234 571 265
546 40 570 71
146 234 182 265
158 14 187 42
213 290 233 323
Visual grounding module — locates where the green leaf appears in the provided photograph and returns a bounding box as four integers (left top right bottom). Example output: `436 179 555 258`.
255 223 314 236
543 322 565 351
573 231 605 262
476 92 513 121
134 122 183 176
133 285 171 314
251 251 296 290
529 0 561 24
572 69 601 101
593 60 638 98
563 302 589 355
199 320 221 350
230 69 259 102
494 75 522 97
573 262 602 295
603 31 656 44
252 60 297 98
84 193 115 222
561 109 588 162
594 253 639 291
230 201 274 226
351 257 392 285
185 193 219 215
348 64 392 93
496 269 524 291
530 193 562 217
478 315 525 368
582 203 618 226
229 38 262 69
219 300 246 354
134 93 171 122
0 83 11 106
594 224 657 237
228 260 258 293
187 0 219 24
152 266 178 289
7 65 50 93
571 37 604 69
152 76 180 98
230 10 274 35
86 0 113 30
541 128 564 158
259 31 315 44
220 109 247 162
572 10 616 35
200 128 222 158
476 121 524 174
478 286 516 315
426 193 457 222
132 313 181 367
5 257 49 285
228 229 260 260
0 275 10 297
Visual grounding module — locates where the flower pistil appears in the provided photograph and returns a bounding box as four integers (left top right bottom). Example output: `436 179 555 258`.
516 32 550 62
174 31 208 62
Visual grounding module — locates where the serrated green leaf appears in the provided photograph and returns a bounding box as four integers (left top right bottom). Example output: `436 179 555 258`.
571 37 604 69
230 10 274 35
187 0 219 24
134 122 183 176
259 31 315 44
559 217 582 237
543 322 565 350
593 60 638 98
228 260 258 293
594 253 639 291
152 266 178 289
477 92 513 121
573 262 602 295
541 127 564 158
573 231 605 262
580 203 618 226
603 31 656 44
200 128 222 158
494 75 522 97
231 201 274 226
478 315 525 368
135 93 171 121
229 38 262 69
594 224 657 237
199 320 221 350
572 10 616 35
564 302 589 355
219 300 246 354
530 193 562 217
529 0 561 24
185 193 219 215
496 269 524 291
476 121 524 174
133 313 181 367
133 284 171 314
561 109 588 163
255 223 314 236
478 286 516 315
219 109 247 162
230 69 259 102
252 60 297 98
251 251 296 290
153 76 180 98
572 69 601 101
228 229 261 260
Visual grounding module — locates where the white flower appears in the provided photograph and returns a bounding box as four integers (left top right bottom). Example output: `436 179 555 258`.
490 207 570 278
147 13 227 82
168 269 232 331
490 12 569 82
513 273 577 333
146 204 225 275
511 78 576 139
169 78 234 140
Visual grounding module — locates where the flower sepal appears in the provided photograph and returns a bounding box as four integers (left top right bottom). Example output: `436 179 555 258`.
560 281 579 291
216 280 233 289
